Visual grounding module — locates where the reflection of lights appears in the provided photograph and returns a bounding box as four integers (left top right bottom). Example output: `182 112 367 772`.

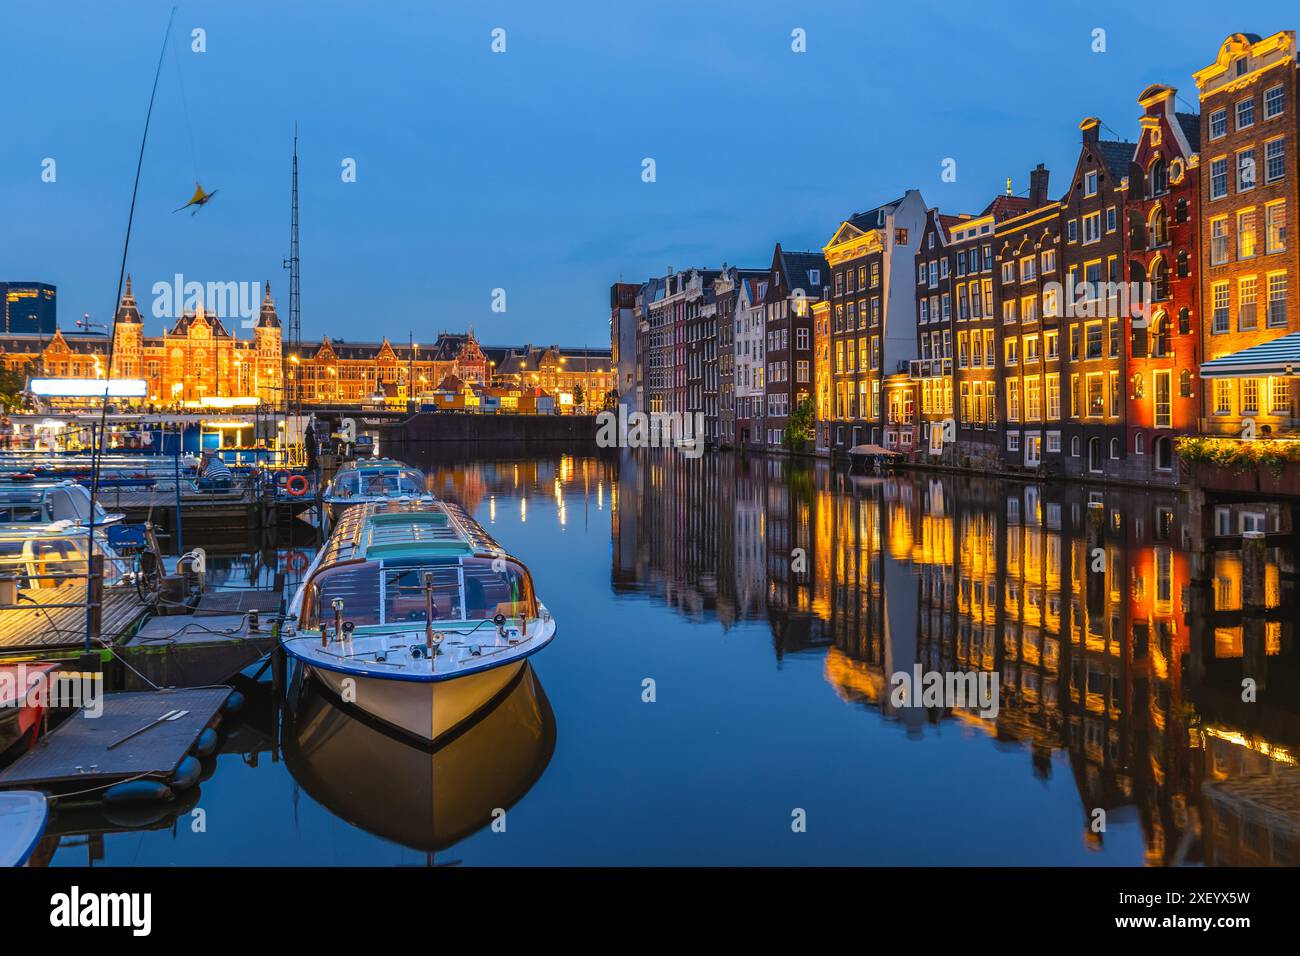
489 495 496 523
1201 726 1296 766
520 497 527 522
597 481 603 510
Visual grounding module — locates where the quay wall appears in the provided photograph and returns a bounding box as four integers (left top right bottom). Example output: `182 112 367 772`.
382 413 599 448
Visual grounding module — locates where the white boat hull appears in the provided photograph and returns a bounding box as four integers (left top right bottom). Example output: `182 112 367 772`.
310 658 526 743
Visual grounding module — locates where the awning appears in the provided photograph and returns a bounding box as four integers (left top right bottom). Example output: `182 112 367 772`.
1201 331 1300 379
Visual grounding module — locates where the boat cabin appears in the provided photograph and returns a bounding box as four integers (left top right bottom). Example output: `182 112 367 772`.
0 480 122 527
298 499 536 630
0 525 129 591
325 459 426 500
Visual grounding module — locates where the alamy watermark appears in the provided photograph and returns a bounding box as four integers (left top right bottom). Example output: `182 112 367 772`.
595 404 705 459
889 664 999 719
151 274 262 328
0 664 102 718
1043 276 1157 326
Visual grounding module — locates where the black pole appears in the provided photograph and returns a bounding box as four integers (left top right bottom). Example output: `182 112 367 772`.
85 7 176 652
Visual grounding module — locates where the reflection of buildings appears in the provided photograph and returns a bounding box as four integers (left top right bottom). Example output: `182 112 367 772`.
610 449 1299 863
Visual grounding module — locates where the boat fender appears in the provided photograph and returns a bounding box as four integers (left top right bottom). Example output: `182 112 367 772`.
104 780 173 804
222 690 245 714
193 727 218 758
411 645 425 659
169 756 202 792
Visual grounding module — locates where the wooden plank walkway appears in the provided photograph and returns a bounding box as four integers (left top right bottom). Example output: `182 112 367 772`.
99 489 252 512
0 687 230 790
0 583 147 652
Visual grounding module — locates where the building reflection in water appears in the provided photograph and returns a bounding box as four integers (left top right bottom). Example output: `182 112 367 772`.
611 448 1299 866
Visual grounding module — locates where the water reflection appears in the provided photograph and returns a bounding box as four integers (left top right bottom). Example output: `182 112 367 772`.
611 449 1300 866
283 665 555 853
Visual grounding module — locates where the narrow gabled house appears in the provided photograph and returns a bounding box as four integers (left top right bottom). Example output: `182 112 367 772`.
822 189 928 453
1195 31 1300 438
1127 84 1202 481
762 244 827 450
714 266 769 448
1059 119 1135 478
913 195 1029 466
994 165 1064 472
733 272 769 450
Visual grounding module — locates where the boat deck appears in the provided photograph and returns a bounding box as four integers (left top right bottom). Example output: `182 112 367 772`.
0 687 230 791
0 584 148 652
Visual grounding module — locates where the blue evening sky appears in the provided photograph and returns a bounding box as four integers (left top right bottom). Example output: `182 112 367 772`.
0 0 1292 346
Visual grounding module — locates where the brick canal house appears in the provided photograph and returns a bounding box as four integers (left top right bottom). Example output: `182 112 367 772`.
913 189 1033 468
1058 118 1136 478
821 189 927 453
1127 84 1203 481
733 271 768 450
994 164 1065 473
1195 31 1300 438
645 268 711 420
683 270 719 437
761 244 827 451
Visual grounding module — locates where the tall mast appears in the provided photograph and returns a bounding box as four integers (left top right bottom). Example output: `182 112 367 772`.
283 126 302 442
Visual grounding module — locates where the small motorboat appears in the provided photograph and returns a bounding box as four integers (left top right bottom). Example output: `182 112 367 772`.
847 443 901 473
320 458 427 527
0 791 49 867
0 480 124 527
282 497 556 744
0 663 58 758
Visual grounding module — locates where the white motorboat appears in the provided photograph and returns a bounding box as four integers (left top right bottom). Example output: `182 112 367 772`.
0 791 48 867
282 497 556 744
320 458 427 527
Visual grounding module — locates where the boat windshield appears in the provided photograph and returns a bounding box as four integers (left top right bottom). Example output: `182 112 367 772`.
330 468 424 498
0 492 45 523
302 554 535 628
0 536 127 588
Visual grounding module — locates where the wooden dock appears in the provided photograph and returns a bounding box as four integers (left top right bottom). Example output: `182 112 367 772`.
0 584 148 653
0 687 230 794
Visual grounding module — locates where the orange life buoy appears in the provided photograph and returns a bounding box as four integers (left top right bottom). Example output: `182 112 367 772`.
287 475 309 497
287 550 309 573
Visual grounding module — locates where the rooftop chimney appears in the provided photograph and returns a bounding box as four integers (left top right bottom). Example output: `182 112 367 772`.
1079 116 1101 144
1029 164 1050 207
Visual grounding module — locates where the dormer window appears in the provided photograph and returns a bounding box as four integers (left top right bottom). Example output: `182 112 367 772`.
808 269 819 286
1084 171 1098 197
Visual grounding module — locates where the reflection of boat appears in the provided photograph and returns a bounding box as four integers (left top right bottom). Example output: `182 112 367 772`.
320 458 426 526
282 498 557 744
0 791 48 867
847 444 901 473
285 663 555 852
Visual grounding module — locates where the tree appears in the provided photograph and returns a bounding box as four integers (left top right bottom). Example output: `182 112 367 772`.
0 365 29 411
782 396 815 453
573 381 586 409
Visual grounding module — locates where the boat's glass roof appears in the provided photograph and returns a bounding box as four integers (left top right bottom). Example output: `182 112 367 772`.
317 498 507 569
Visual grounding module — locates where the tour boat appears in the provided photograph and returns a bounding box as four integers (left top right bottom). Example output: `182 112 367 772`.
282 497 556 744
320 458 427 527
0 791 48 867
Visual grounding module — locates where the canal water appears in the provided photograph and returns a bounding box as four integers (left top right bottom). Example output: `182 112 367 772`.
39 449 1297 866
